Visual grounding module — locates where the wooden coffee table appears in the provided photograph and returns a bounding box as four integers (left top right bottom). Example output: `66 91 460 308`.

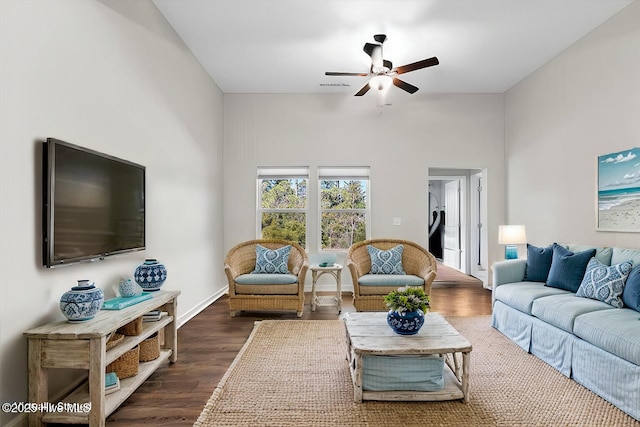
344 311 472 403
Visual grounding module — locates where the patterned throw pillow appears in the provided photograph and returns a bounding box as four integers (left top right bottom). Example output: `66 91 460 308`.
367 245 406 275
576 258 632 308
252 244 291 274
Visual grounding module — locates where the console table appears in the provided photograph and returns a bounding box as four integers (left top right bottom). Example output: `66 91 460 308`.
24 290 180 427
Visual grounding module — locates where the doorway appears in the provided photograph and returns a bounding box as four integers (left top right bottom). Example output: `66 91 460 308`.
428 168 488 286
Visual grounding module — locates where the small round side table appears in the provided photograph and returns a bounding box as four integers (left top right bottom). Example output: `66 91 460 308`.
310 263 343 313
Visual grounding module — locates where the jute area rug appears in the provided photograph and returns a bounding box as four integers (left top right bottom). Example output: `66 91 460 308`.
194 316 639 426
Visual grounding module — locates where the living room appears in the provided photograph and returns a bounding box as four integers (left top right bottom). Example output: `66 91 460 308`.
2 1 640 426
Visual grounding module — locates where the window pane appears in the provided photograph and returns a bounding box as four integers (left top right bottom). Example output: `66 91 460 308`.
261 212 306 248
320 180 367 209
321 212 366 250
260 179 307 209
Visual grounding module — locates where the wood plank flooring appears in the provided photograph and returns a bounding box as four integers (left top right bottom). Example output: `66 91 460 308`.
98 267 492 426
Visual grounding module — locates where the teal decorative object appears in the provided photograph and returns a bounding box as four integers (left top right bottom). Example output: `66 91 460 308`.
59 280 105 322
505 245 518 260
134 259 167 291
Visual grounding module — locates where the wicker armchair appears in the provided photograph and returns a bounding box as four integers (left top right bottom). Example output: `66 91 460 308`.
346 239 437 311
224 239 309 317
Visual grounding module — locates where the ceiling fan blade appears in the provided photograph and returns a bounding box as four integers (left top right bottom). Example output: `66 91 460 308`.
325 71 370 77
354 83 371 96
392 78 419 94
373 34 387 44
363 42 377 57
392 57 439 75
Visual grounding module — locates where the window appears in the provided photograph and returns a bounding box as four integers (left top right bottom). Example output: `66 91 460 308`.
318 167 370 251
257 167 309 248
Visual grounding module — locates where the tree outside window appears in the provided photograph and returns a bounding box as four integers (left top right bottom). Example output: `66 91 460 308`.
319 167 369 251
257 168 308 248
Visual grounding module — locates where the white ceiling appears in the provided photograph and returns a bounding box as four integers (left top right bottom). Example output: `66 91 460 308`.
152 0 633 95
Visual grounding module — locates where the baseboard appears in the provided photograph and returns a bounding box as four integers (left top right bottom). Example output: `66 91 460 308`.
177 286 228 328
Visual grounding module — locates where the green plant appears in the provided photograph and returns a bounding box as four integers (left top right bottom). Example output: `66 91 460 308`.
384 286 430 314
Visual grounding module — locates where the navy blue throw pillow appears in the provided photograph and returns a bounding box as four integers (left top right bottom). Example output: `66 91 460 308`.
546 244 596 292
622 265 640 312
524 244 554 282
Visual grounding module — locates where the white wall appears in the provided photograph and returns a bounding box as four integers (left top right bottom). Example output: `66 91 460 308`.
505 1 640 248
223 93 506 288
0 1 225 424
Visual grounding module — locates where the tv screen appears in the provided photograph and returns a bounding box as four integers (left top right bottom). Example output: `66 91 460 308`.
43 138 145 267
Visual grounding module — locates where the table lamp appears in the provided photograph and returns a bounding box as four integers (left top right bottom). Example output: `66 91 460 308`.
498 225 527 260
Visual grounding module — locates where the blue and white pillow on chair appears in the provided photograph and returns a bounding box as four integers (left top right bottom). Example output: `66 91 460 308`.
367 245 406 275
576 258 632 307
252 245 291 274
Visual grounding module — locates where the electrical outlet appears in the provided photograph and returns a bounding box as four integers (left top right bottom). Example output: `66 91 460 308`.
393 217 401 226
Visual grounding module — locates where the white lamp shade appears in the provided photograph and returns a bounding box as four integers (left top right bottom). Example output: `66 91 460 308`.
498 225 527 245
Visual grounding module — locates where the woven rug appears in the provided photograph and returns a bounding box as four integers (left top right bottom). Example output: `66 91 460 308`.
194 317 639 426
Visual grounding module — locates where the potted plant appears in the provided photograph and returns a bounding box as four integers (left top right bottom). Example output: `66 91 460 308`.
384 286 430 335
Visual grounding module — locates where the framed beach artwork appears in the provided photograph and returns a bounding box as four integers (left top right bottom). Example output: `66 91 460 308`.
597 147 640 232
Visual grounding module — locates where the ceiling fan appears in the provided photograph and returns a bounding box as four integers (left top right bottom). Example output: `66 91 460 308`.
325 34 439 97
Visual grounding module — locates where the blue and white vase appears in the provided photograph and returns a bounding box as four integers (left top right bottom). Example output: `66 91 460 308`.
134 259 167 291
59 280 105 322
387 309 425 335
119 278 142 297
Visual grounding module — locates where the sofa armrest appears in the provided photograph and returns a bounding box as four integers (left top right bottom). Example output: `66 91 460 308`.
492 259 527 287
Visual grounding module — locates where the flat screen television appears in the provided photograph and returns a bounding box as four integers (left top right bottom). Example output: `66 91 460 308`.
42 138 145 267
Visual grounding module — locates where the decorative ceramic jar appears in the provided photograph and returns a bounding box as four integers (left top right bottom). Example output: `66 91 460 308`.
119 278 142 297
59 280 105 322
134 259 167 291
386 309 425 335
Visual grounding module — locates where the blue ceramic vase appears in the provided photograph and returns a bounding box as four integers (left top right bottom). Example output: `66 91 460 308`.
59 280 105 322
386 309 425 335
134 259 167 291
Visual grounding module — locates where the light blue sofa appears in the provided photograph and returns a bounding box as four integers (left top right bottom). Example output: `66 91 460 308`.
492 244 640 421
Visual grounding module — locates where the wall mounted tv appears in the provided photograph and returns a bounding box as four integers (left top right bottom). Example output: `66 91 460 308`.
43 138 145 268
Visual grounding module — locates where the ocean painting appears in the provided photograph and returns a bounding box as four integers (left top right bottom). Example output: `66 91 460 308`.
598 147 640 231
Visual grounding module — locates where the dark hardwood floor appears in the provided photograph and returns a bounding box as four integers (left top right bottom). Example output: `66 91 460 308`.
98 266 492 426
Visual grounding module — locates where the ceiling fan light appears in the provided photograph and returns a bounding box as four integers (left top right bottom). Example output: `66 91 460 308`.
370 75 392 91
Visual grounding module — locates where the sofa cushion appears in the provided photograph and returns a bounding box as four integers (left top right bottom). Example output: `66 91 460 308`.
576 258 632 308
524 243 554 282
611 247 640 267
235 273 298 285
367 244 406 274
622 265 640 312
358 274 424 288
531 294 613 333
252 244 291 274
546 245 596 292
493 282 570 315
566 244 613 266
573 309 640 366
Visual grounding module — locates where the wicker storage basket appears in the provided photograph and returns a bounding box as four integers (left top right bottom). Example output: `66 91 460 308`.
106 345 139 379
117 317 142 336
139 332 160 362
106 332 124 351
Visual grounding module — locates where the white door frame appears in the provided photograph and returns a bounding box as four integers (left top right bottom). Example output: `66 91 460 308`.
428 175 467 274
470 171 488 284
428 169 488 286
